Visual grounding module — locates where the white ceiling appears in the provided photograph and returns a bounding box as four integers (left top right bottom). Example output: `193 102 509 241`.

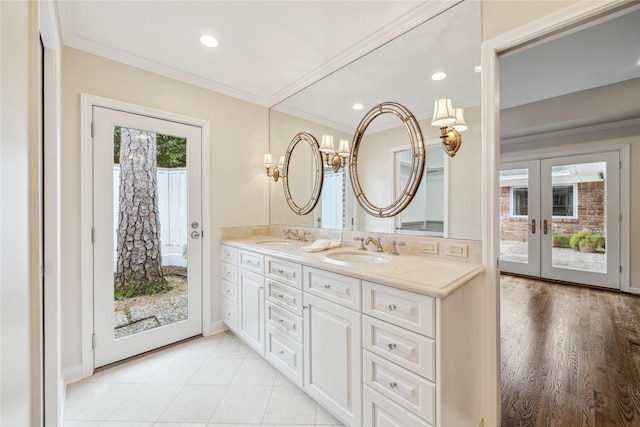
57 0 451 107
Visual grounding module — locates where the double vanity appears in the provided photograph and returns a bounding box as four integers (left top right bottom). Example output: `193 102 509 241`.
220 235 485 427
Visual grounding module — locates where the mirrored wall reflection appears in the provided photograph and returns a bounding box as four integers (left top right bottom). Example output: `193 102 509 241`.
268 0 482 240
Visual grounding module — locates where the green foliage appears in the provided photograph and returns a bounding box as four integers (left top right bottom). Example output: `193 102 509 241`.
553 234 571 247
569 230 606 251
114 277 173 300
113 127 186 168
570 230 592 250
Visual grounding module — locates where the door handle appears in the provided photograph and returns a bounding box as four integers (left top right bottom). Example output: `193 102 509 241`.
191 231 200 239
543 219 548 235
531 219 536 234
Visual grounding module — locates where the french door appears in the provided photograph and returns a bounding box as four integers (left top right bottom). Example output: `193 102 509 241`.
500 152 620 289
92 106 203 367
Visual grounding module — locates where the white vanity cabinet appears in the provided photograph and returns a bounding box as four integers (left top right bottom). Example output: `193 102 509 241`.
220 241 483 427
221 246 238 332
361 279 483 427
303 292 362 427
237 249 265 355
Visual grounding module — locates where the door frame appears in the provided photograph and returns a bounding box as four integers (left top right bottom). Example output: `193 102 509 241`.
481 0 632 424
80 93 211 378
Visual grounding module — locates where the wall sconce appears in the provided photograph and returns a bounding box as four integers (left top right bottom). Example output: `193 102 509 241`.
264 153 284 182
319 134 350 172
431 97 467 157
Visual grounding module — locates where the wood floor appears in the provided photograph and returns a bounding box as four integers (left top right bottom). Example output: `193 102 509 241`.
500 275 640 427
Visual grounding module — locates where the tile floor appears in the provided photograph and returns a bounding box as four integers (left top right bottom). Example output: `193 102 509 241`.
64 332 344 427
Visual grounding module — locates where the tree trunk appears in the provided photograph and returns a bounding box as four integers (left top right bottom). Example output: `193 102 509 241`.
114 128 164 290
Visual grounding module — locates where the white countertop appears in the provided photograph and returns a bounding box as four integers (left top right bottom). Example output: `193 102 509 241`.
222 237 485 299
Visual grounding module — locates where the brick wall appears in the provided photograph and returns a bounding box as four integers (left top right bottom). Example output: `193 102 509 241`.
500 182 605 242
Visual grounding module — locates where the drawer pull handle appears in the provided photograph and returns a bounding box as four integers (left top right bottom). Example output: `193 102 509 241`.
324 284 331 289
277 269 285 274
389 382 397 389
278 319 284 323
388 343 397 350
279 350 284 354
303 305 308 310
388 304 396 311
278 293 285 298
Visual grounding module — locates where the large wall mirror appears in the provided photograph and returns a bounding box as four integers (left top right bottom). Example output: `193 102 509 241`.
269 0 482 240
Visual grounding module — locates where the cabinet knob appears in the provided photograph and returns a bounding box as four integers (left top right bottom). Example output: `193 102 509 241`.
388 304 396 311
279 350 284 354
389 382 397 389
278 293 285 298
303 305 308 310
278 319 284 323
388 343 397 350
324 284 331 289
277 269 285 274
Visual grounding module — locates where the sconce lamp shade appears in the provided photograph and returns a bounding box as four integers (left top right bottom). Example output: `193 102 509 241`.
337 139 350 157
263 153 274 166
278 155 285 167
452 107 468 132
319 134 335 152
431 97 456 127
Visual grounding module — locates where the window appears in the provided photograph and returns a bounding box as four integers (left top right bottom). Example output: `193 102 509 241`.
552 185 575 217
510 184 577 218
511 187 528 217
320 168 347 229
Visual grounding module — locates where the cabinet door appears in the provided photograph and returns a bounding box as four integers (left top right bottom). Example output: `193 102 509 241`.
238 269 265 355
303 293 361 427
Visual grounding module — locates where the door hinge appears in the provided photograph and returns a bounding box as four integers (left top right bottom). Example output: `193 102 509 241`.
620 265 623 273
91 121 95 138
91 227 95 243
92 333 96 349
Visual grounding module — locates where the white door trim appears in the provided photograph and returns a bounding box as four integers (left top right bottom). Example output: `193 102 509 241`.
80 93 211 378
481 0 629 423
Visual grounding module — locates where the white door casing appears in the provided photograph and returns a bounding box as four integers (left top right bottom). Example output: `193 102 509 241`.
81 94 211 376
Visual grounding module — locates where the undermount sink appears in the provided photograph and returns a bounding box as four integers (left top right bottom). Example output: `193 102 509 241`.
254 239 300 247
324 250 391 265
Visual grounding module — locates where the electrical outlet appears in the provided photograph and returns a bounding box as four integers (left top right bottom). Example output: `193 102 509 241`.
445 243 469 258
250 226 262 236
419 241 439 255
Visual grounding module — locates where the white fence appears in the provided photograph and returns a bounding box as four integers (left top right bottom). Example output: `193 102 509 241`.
113 166 188 268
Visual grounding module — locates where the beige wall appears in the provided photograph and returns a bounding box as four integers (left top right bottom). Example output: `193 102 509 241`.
0 1 40 424
481 0 579 41
61 47 269 372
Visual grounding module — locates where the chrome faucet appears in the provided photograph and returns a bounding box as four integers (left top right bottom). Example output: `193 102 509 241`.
353 236 366 251
303 231 311 242
282 229 292 240
389 240 406 256
289 229 301 241
365 237 384 253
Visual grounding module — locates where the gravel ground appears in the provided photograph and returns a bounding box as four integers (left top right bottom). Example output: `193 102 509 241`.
114 270 188 339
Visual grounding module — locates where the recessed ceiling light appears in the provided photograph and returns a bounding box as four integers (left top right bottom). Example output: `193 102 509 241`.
352 103 364 110
431 72 446 81
200 35 219 48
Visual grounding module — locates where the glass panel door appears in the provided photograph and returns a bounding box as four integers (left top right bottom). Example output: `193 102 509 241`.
540 152 620 288
499 160 541 276
93 106 202 367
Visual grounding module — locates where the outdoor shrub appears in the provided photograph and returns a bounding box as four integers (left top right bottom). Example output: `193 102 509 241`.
589 233 606 250
569 230 593 250
553 234 571 247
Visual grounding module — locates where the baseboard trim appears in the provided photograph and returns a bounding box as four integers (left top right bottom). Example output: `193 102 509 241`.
62 364 83 385
207 320 227 336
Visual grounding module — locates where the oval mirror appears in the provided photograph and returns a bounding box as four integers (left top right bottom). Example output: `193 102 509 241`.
282 132 324 215
349 102 425 218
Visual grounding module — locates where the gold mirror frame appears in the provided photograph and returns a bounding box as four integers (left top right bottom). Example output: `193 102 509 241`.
349 102 425 218
282 132 324 215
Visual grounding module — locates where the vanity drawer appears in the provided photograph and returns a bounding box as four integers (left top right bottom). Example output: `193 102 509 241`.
266 324 303 386
221 262 238 284
221 245 238 265
363 315 435 382
223 297 238 332
303 266 361 310
238 249 264 274
363 350 435 424
265 301 303 343
266 279 303 316
363 281 435 338
265 256 302 289
363 385 432 427
222 279 238 302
